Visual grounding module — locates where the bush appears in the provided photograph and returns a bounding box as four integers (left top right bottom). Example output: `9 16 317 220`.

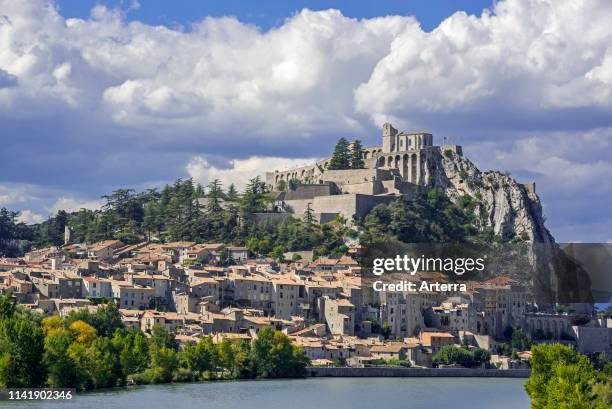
172 367 195 382
127 372 150 385
432 346 490 368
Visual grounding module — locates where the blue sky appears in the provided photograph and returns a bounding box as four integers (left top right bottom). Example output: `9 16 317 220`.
1 0 612 243
55 0 494 32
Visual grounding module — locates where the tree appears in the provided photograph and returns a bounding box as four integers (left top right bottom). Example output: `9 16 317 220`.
150 325 175 350
44 328 77 388
328 137 351 170
217 338 235 376
226 184 239 201
181 337 213 374
0 208 33 257
0 312 47 387
525 344 609 409
276 179 287 192
350 139 365 169
270 245 286 262
380 322 392 339
250 328 308 378
148 346 178 383
432 345 474 367
65 302 123 338
206 179 224 213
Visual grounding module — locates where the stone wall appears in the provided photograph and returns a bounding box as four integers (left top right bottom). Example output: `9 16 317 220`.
307 367 531 378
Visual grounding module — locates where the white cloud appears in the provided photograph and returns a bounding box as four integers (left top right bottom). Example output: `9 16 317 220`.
1 0 612 244
471 128 612 198
1 0 611 136
186 155 319 191
0 184 41 207
354 0 612 127
17 209 45 224
50 197 103 214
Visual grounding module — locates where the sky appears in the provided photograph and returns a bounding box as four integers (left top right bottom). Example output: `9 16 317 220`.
1 0 612 243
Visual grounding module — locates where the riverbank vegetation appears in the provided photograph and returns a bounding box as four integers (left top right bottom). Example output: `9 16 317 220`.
431 345 491 368
0 293 309 390
525 343 611 408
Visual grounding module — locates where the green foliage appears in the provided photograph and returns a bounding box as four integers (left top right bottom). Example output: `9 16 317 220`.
64 303 123 338
250 328 309 378
270 245 286 262
432 345 490 368
0 208 34 257
276 179 287 191
0 292 309 390
328 137 351 170
510 327 532 351
0 308 47 387
362 188 477 243
526 344 610 409
380 322 392 340
350 139 365 169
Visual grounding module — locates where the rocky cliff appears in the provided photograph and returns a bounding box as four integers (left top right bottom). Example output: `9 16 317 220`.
422 149 554 244
421 149 593 307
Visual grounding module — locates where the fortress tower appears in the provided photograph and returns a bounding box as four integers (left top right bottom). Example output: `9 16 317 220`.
263 123 463 222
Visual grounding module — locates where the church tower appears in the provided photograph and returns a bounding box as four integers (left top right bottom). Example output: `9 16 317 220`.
382 122 398 153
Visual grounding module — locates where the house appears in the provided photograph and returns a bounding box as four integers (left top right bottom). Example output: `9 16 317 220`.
321 296 355 336
83 277 113 299
229 246 248 262
87 240 124 261
370 343 411 361
420 331 455 352
110 280 155 309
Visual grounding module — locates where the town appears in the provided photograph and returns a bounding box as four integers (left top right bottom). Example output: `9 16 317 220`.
1 235 609 371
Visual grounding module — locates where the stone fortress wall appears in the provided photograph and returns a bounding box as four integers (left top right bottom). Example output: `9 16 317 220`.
263 123 463 222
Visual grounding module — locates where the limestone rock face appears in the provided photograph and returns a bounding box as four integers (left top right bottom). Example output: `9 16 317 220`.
421 150 596 306
421 149 554 244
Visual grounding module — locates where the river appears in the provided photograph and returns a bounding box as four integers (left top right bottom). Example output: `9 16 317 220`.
1 377 530 409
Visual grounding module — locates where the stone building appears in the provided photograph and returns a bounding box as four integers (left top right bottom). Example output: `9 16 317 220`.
264 123 463 222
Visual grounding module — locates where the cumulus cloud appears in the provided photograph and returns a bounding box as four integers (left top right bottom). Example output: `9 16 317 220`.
17 209 45 224
186 156 319 191
355 0 612 130
0 68 17 88
0 0 611 243
50 197 103 214
0 184 41 207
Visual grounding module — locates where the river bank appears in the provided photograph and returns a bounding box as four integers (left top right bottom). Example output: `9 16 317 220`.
307 367 531 377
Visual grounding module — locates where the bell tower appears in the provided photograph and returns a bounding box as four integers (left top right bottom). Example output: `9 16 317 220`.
382 122 398 153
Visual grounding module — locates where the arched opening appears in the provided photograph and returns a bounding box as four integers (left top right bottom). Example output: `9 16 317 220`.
377 157 385 167
388 156 393 168
394 155 400 169
411 153 417 183
402 154 409 180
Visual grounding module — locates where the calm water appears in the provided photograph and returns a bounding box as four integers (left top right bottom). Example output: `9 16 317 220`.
1 377 530 409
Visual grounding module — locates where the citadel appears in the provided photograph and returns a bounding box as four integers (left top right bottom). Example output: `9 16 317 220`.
265 123 464 223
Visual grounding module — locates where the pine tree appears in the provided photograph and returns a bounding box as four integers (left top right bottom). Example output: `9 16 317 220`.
350 139 365 169
304 202 316 231
226 184 238 201
206 179 224 213
328 137 351 170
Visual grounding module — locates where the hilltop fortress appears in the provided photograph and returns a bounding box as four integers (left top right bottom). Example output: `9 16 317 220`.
264 123 464 223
